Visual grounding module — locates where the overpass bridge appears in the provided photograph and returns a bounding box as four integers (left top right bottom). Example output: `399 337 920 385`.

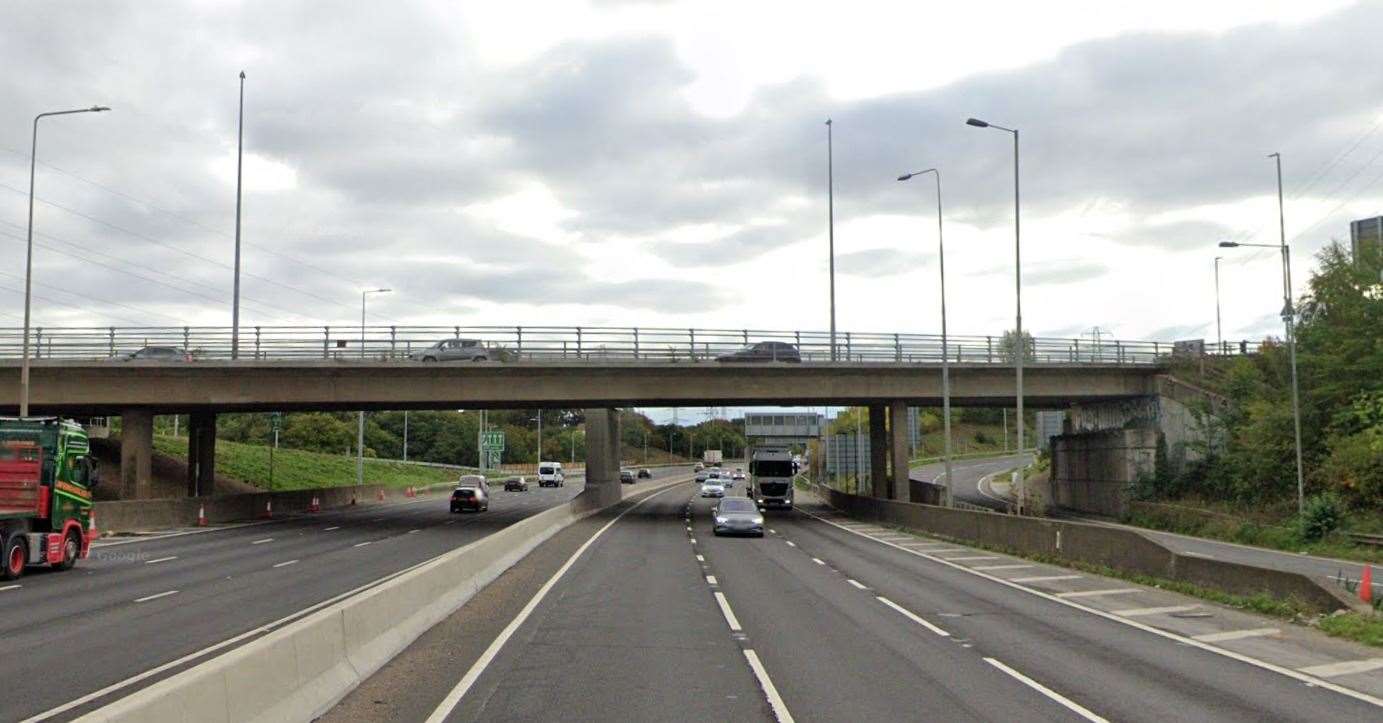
0 324 1212 506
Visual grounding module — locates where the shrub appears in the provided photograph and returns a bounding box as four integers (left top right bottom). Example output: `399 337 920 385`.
1298 493 1344 541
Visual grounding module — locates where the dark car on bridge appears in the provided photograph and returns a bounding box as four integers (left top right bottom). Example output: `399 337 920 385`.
715 341 801 363
107 345 193 362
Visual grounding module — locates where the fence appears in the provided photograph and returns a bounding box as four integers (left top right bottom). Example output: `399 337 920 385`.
0 324 1252 365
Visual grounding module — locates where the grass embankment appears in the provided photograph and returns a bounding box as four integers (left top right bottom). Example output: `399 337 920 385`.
153 436 460 491
1126 497 1383 566
908 422 1017 462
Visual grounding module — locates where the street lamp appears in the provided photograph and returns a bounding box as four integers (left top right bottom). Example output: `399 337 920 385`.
232 71 246 360
897 168 953 506
1217 154 1305 514
1214 256 1224 352
826 118 837 361
21 105 110 417
967 116 1024 454
357 288 391 486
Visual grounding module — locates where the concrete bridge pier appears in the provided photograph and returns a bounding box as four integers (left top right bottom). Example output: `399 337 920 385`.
869 404 889 499
119 409 154 500
581 408 622 509
187 412 216 496
890 400 911 502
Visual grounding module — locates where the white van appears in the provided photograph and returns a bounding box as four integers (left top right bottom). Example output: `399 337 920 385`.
537 461 565 487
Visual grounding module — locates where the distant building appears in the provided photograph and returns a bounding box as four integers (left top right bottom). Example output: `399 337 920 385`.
1350 215 1383 264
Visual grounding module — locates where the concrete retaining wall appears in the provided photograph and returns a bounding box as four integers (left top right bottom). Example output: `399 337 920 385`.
1049 427 1157 517
815 485 1361 614
77 475 689 723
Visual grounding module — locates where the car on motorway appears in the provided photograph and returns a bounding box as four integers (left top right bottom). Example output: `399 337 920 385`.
503 476 529 492
699 480 725 498
450 475 490 512
715 341 801 363
619 469 636 484
107 345 193 362
694 462 705 471
732 469 745 481
537 462 565 487
695 469 710 483
712 497 765 537
409 338 513 362
637 468 651 479
707 469 730 486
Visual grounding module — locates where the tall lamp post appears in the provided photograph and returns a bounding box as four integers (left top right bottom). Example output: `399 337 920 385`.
1214 256 1224 352
1219 154 1305 514
232 71 246 359
898 168 953 506
357 288 391 486
967 116 1024 453
21 105 110 417
826 118 837 361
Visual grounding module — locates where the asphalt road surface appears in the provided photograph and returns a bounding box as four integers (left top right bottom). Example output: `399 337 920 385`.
332 480 1380 722
911 453 1033 510
2 467 687 723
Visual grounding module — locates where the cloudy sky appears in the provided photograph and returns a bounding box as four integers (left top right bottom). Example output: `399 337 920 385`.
3 0 1382 350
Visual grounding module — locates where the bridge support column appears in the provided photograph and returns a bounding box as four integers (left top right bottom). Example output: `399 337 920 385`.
582 408 621 508
869 404 888 498
890 400 910 502
187 412 217 497
119 409 154 500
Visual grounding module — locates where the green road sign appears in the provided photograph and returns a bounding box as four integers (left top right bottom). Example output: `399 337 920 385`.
269 412 282 432
483 430 505 451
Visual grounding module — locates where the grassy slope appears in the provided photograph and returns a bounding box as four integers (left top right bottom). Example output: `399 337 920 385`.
153 436 459 491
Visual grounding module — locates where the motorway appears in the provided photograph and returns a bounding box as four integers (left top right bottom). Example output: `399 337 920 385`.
1 467 687 723
911 452 1033 511
329 480 1382 722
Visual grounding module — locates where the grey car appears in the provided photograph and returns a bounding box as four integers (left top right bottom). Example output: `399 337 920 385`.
712 497 765 537
410 338 509 362
715 341 801 363
109 346 193 362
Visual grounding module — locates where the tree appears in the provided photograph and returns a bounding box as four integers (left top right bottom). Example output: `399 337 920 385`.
998 329 1035 363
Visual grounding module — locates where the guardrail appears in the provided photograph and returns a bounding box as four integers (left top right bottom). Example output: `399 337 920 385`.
0 324 1256 365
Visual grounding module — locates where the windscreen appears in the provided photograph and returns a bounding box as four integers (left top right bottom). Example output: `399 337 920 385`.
752 460 795 477
721 499 756 513
760 481 790 495
539 466 555 475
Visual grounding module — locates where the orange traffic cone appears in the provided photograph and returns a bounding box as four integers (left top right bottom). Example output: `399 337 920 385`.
260 499 273 519
308 496 320 513
377 488 385 502
87 507 99 541
1361 566 1374 604
197 504 208 527
407 486 416 498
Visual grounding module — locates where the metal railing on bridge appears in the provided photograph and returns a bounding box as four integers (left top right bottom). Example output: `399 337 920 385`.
0 325 1252 366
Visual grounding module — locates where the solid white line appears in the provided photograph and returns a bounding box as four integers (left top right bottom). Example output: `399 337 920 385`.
250 538 273 545
797 506 1383 709
811 557 825 565
1192 628 1280 642
714 591 743 631
1111 605 1199 617
1298 658 1383 678
1055 588 1140 599
134 590 179 603
422 484 684 723
973 564 1035 571
144 556 178 565
743 649 795 723
273 560 299 569
784 540 797 548
323 526 340 531
845 579 868 590
353 541 372 548
984 657 1107 722
706 575 718 585
0 584 20 592
944 555 1002 562
877 596 949 636
1011 574 1083 583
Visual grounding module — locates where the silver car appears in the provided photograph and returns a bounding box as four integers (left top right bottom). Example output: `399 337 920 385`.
410 338 508 362
713 497 764 537
699 481 725 498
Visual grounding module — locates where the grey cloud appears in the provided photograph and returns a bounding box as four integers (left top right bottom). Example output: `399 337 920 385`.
1025 261 1108 286
836 248 930 276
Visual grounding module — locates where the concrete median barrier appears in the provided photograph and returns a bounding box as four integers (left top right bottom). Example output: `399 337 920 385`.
813 484 1364 614
77 474 692 723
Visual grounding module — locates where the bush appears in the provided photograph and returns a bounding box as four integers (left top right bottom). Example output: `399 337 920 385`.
1298 493 1344 541
1318 429 1383 508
